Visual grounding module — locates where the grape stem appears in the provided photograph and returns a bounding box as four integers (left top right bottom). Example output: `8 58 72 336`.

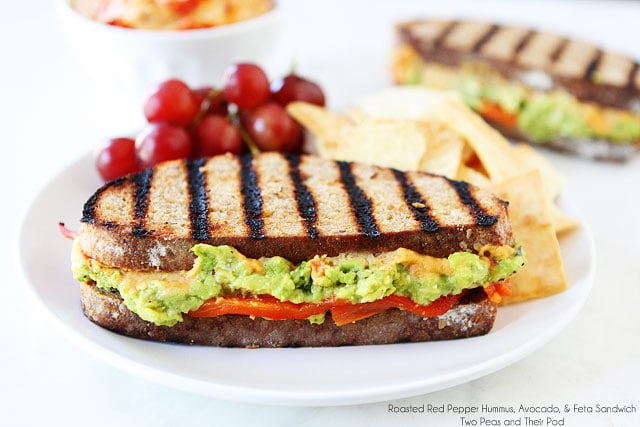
189 88 222 130
230 110 260 154
192 88 260 154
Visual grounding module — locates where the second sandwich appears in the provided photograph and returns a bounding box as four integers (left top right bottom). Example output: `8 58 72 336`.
393 19 640 161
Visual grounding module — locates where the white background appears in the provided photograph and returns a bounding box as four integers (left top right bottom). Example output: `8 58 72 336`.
2 1 639 426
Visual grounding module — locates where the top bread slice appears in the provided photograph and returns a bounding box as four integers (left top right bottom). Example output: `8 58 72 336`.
395 19 640 112
77 152 514 271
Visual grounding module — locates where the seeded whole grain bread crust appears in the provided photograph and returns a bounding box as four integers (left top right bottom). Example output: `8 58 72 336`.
80 283 497 347
487 120 639 162
77 152 514 271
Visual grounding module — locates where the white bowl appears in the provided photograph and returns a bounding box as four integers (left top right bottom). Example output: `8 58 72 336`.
56 0 283 97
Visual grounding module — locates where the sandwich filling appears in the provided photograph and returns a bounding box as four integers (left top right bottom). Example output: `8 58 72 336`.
72 240 525 327
392 45 640 144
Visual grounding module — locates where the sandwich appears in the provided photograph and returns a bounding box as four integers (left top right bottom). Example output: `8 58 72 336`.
392 19 640 161
66 152 525 347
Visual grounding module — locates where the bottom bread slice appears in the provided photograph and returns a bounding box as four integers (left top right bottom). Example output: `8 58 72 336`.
486 120 639 162
79 282 498 347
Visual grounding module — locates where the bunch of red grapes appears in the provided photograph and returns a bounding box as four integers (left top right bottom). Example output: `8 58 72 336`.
95 63 325 181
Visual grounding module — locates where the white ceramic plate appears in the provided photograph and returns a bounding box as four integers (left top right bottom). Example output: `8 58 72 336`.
18 152 595 406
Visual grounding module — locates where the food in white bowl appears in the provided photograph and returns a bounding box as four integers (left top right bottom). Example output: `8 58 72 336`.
70 0 273 30
56 0 283 96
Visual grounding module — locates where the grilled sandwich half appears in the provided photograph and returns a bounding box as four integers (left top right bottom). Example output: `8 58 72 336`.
393 19 640 161
70 152 525 347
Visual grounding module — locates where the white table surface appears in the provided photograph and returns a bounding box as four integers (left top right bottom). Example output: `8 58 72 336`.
3 1 639 426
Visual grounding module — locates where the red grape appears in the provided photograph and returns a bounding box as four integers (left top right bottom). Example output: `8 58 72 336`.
270 74 325 107
244 102 302 152
135 122 193 169
192 115 244 157
222 63 270 109
193 87 228 116
94 137 139 181
143 79 200 126
94 63 327 181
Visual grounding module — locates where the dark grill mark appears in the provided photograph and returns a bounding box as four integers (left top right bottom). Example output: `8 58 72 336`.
513 29 534 58
102 221 120 231
131 224 151 237
585 50 603 81
471 24 499 53
393 169 440 232
131 168 153 237
337 161 381 238
186 158 210 240
550 38 569 62
239 153 264 240
432 20 458 48
81 177 126 224
627 62 639 90
448 179 498 226
402 20 457 54
285 154 318 239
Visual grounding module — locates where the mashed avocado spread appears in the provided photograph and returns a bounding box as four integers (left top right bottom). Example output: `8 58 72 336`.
72 241 525 327
394 50 640 144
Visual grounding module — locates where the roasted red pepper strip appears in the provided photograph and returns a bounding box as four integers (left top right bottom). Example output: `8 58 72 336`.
484 279 513 303
330 294 461 326
58 222 78 240
189 293 463 326
189 295 349 320
479 100 518 129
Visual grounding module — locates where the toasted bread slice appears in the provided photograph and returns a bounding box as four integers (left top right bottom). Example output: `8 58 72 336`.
80 282 497 347
395 19 640 110
393 19 640 161
77 152 514 271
